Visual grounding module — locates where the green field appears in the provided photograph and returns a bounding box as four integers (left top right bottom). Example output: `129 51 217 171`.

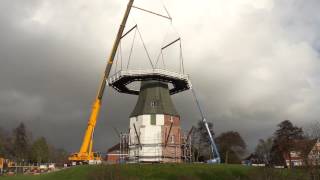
0 164 314 180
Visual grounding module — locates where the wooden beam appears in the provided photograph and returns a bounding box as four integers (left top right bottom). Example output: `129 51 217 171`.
133 123 142 149
186 126 194 143
164 120 174 147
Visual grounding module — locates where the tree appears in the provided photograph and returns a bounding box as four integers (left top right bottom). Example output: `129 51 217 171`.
1 123 68 164
192 120 215 162
215 131 246 164
49 147 68 165
305 121 320 139
271 120 304 167
254 137 273 165
13 123 30 161
0 127 4 156
30 137 49 163
0 127 14 159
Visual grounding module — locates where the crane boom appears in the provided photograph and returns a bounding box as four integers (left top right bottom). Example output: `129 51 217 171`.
69 0 135 163
191 88 221 164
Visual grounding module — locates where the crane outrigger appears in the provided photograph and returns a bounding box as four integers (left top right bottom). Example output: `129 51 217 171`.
68 0 135 164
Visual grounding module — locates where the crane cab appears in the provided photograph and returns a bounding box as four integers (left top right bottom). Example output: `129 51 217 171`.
68 152 102 165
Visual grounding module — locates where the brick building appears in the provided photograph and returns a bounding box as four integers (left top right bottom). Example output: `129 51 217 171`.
283 139 320 167
105 144 121 164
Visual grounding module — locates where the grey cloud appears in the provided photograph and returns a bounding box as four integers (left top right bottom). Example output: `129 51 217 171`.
0 0 320 152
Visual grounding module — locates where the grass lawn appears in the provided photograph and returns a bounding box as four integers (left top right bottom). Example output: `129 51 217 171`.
0 164 314 180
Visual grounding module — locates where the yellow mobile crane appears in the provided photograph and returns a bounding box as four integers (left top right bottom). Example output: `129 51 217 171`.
68 0 135 164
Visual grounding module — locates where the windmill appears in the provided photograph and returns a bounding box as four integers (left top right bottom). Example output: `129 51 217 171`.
69 0 220 164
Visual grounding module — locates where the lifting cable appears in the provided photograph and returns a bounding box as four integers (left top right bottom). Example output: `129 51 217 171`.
136 26 154 69
126 27 137 69
114 45 119 73
155 15 172 69
119 41 123 70
155 50 166 69
113 38 123 73
161 51 166 69
162 0 172 21
129 1 174 70
179 40 185 74
157 5 186 73
113 24 138 70
117 1 184 71
155 51 161 68
155 37 185 73
118 20 154 70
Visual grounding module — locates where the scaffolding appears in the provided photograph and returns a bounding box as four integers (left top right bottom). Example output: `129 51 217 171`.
119 133 129 163
181 131 193 163
119 131 192 163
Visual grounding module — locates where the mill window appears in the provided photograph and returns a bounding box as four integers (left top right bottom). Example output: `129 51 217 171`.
151 100 160 107
171 135 175 144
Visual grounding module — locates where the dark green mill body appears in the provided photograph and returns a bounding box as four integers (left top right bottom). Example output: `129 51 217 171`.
130 81 179 117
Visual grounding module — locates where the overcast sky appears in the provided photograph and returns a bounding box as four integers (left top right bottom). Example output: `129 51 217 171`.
0 0 320 153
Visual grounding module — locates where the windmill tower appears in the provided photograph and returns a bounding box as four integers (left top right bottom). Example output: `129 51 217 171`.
108 68 191 163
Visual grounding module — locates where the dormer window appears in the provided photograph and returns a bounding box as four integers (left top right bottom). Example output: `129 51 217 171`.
150 100 159 107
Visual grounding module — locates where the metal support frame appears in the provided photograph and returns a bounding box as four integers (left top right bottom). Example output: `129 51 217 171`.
161 38 181 50
119 133 129 163
132 5 172 20
121 24 137 39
